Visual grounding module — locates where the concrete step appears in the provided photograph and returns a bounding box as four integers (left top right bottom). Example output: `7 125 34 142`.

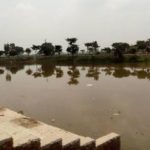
0 130 13 150
79 136 96 150
96 133 120 150
0 122 40 150
0 107 121 150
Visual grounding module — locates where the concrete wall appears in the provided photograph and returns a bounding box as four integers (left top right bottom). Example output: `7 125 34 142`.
0 108 120 150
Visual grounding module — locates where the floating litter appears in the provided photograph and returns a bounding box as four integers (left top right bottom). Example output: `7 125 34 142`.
87 84 93 87
112 111 121 116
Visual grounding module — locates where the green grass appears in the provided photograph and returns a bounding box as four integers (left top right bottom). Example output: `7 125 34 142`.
0 54 150 65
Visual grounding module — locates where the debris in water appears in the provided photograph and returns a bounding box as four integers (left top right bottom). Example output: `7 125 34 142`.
51 118 55 123
87 84 93 87
112 111 121 116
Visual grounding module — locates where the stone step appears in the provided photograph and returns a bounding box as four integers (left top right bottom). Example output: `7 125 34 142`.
96 133 120 150
0 130 13 150
79 136 96 150
0 122 41 150
0 107 121 150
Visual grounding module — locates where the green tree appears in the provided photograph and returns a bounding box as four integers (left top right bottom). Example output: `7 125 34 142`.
4 43 24 56
92 41 100 54
85 41 100 55
25 48 31 56
101 47 112 54
32 45 41 54
0 51 4 56
55 45 62 55
146 39 150 53
85 43 93 54
40 42 55 56
112 42 129 60
4 44 10 55
136 41 146 52
15 46 24 55
66 38 79 56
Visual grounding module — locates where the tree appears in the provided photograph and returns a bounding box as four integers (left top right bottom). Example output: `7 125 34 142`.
55 45 62 55
80 49 85 54
128 45 137 54
101 47 112 54
32 45 41 54
85 41 100 55
112 42 129 60
0 51 4 56
4 44 10 55
25 48 31 56
136 41 146 52
92 41 100 54
66 38 79 56
146 39 150 53
15 46 24 55
66 38 77 45
85 43 93 54
40 42 55 56
4 43 24 56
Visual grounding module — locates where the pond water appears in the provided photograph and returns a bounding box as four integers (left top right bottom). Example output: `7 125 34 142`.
0 62 150 150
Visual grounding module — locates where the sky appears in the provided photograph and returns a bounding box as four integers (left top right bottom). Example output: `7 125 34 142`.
0 0 150 50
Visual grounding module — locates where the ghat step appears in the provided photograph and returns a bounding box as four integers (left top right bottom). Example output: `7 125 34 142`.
0 107 120 150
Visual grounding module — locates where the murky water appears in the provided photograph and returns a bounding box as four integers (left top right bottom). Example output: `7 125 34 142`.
0 62 150 150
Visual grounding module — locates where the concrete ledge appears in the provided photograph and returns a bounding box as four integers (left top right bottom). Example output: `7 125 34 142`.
0 131 13 150
63 139 80 150
0 108 121 150
80 137 96 150
96 133 120 150
14 139 40 150
0 122 40 150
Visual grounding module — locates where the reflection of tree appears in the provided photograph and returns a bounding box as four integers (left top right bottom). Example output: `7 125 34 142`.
6 73 11 82
33 72 42 78
67 66 80 85
132 69 150 79
0 69 4 75
81 66 86 71
101 67 150 80
41 63 55 78
55 67 63 78
26 68 33 75
5 64 24 74
86 66 100 80
102 67 113 76
112 68 131 78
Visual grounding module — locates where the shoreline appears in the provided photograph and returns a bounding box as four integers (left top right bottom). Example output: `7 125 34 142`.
0 54 150 65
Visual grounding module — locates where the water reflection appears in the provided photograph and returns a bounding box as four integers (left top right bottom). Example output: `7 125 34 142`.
1 63 150 82
67 66 80 85
86 66 100 80
6 73 11 81
0 69 4 74
1 62 150 150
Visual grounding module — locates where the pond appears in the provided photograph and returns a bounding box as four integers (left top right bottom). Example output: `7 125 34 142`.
0 61 150 150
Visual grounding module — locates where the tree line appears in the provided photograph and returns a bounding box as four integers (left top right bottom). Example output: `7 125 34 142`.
0 38 150 59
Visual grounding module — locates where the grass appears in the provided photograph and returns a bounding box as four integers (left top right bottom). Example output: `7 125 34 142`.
0 54 150 65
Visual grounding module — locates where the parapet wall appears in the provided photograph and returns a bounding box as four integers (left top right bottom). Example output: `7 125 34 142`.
0 108 120 150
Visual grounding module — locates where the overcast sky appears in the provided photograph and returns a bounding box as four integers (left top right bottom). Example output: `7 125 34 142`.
0 0 150 50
